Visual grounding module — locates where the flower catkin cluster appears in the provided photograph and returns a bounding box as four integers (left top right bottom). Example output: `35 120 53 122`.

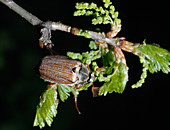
74 0 121 26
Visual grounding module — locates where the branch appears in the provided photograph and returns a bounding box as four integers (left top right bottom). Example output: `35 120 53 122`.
42 21 119 46
0 0 43 26
0 0 119 47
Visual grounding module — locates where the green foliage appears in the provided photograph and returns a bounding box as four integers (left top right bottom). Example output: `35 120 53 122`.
74 0 121 26
137 44 170 74
34 0 170 128
131 44 170 88
99 62 128 95
89 40 98 50
68 41 170 93
34 41 170 129
68 41 128 95
95 46 128 95
34 82 92 128
67 45 101 65
57 83 92 101
33 84 58 129
57 84 73 102
77 29 92 38
66 52 83 61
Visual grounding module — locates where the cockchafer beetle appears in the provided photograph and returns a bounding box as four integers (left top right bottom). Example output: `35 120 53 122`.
39 55 95 114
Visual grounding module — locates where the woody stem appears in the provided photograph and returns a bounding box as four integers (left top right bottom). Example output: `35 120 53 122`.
0 0 120 47
0 0 43 26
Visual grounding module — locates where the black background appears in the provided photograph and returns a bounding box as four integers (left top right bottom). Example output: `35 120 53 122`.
0 0 169 129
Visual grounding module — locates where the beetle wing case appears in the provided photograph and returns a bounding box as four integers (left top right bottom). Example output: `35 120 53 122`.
39 55 81 85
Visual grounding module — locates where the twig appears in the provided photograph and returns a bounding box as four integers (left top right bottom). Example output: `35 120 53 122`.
42 21 119 46
0 0 43 26
0 0 122 47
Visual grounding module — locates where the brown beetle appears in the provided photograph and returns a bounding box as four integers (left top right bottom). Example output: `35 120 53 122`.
39 55 94 85
39 55 95 114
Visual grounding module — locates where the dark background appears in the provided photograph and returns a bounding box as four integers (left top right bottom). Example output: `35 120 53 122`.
0 0 169 129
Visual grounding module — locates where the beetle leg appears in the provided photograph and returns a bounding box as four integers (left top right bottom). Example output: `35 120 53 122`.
74 84 81 114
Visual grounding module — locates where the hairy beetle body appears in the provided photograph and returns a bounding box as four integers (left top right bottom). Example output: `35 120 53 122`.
39 55 94 85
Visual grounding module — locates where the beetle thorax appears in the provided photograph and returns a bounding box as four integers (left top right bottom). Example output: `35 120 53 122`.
77 64 92 85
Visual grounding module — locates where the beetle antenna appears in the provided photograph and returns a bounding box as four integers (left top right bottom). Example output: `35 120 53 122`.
74 85 81 114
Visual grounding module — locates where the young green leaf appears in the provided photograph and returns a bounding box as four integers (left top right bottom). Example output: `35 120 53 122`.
57 83 92 102
33 84 58 129
99 62 128 96
137 44 170 74
57 84 73 102
101 46 115 67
